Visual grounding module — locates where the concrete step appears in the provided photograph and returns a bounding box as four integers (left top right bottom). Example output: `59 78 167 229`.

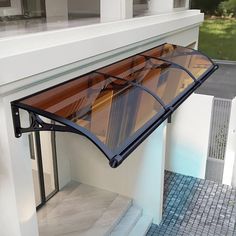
81 195 132 236
128 215 152 236
110 205 142 236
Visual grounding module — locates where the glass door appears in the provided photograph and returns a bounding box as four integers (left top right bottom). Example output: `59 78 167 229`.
30 126 59 209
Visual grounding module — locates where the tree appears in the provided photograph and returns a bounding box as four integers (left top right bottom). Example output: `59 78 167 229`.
219 0 236 16
191 0 224 15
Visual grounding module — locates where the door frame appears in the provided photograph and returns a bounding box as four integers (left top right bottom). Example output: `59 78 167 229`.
30 130 59 210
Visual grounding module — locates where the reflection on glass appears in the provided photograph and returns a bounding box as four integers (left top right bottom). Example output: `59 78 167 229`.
40 131 57 198
142 44 213 79
30 133 42 207
20 73 164 151
98 56 194 105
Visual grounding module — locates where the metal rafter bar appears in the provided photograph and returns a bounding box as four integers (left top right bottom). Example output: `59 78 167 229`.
11 43 218 168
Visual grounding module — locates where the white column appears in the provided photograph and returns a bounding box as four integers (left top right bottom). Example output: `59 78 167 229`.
45 0 68 19
223 97 236 186
148 0 173 13
100 0 133 22
165 94 213 179
0 97 39 236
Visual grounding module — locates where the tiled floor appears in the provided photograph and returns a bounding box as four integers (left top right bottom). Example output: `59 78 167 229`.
147 171 236 236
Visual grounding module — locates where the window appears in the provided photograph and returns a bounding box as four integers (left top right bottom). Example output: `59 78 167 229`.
174 0 186 8
0 0 11 7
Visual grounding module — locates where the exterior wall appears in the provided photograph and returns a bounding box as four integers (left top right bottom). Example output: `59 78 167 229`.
67 0 144 16
0 10 203 86
68 0 100 15
0 10 203 236
0 0 22 16
223 97 236 186
56 133 72 188
45 0 68 18
0 99 21 236
165 94 214 179
148 0 173 13
1 94 39 236
100 0 133 22
62 124 166 224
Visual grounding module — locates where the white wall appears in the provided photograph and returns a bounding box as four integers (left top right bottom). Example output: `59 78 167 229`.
56 132 72 189
0 10 203 85
68 0 100 15
0 11 203 235
148 0 173 13
223 98 236 186
1 95 38 236
0 0 22 16
100 0 133 22
45 0 68 18
0 99 21 236
165 94 213 179
61 123 166 224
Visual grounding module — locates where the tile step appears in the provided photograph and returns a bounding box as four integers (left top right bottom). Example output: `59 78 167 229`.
82 195 132 236
110 205 142 236
128 215 152 236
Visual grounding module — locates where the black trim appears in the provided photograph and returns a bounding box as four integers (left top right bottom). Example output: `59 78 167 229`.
11 102 114 161
35 128 59 210
109 64 219 167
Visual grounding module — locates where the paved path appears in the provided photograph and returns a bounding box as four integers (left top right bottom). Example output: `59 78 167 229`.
147 171 236 236
196 61 236 99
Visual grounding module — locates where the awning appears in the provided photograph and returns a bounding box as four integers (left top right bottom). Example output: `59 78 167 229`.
11 43 218 168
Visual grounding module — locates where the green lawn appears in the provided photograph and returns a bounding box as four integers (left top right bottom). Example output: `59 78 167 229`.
199 18 236 61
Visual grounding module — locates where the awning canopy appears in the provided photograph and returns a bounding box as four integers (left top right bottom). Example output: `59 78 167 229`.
11 43 218 168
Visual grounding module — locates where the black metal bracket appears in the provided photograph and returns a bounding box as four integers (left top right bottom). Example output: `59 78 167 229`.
11 105 78 138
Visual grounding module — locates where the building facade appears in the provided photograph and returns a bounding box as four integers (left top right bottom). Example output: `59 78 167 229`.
0 1 208 235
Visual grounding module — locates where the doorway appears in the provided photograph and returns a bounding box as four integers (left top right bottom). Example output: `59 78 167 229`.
30 127 59 209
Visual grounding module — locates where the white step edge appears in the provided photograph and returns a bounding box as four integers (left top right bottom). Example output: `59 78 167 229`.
110 205 142 236
128 215 152 236
82 195 132 236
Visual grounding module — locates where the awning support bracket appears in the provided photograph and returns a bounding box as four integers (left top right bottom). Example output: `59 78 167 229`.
11 105 78 138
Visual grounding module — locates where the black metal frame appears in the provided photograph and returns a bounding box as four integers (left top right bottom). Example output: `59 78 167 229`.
11 43 219 168
33 129 59 211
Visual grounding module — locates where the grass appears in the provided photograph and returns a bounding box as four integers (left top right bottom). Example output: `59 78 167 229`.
199 18 236 61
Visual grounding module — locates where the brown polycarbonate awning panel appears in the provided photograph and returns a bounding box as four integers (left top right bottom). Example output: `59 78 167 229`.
11 43 218 168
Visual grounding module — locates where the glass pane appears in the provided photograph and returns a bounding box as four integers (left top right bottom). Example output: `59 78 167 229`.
98 56 195 105
30 133 42 207
142 44 214 79
40 130 57 198
20 73 164 152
